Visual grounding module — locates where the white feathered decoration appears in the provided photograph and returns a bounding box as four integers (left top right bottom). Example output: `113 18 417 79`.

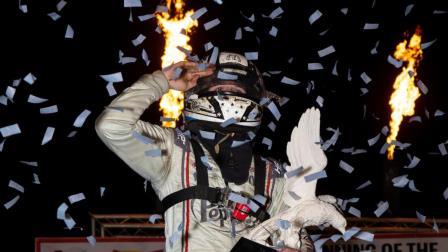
245 107 347 249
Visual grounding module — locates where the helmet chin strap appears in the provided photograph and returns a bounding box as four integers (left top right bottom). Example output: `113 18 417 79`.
214 132 235 154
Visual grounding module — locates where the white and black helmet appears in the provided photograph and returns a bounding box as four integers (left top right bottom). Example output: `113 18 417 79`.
184 52 265 128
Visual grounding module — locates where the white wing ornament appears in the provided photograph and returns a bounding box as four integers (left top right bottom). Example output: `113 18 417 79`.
245 107 347 249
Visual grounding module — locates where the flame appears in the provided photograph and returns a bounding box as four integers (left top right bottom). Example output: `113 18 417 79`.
157 0 198 128
386 28 423 160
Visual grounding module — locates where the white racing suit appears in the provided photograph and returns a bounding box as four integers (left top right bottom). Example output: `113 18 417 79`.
95 70 314 252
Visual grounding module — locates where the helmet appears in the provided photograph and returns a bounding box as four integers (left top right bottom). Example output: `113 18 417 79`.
184 52 265 128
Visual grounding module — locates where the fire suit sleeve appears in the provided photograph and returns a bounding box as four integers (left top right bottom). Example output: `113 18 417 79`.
95 70 174 189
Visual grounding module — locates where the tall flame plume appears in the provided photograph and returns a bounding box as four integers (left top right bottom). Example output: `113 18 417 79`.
157 0 197 128
387 27 423 160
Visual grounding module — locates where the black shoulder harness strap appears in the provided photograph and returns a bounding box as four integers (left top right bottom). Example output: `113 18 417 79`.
161 138 268 217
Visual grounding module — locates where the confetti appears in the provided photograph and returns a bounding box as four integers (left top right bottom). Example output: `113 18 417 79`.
68 193 86 204
316 96 324 107
304 170 327 182
360 72 372 84
268 122 276 132
435 110 445 117
204 42 214 52
245 52 258 60
280 76 300 85
339 160 354 174
0 139 5 152
318 45 336 57
209 47 219 64
86 236 96 246
142 49 150 66
355 231 374 242
65 24 74 39
100 187 105 197
404 156 420 169
191 7 207 20
41 127 55 145
228 192 249 204
374 201 389 217
269 26 278 37
28 94 48 104
204 18 220 30
392 174 409 188
100 72 123 82
138 14 154 21
267 102 281 121
20 160 38 167
408 180 421 192
387 55 403 68
8 180 24 193
368 133 381 146
73 109 91 128
145 149 163 157
106 82 117 96
308 63 324 70
356 180 372 190
409 116 422 123
269 7 283 19
0 124 21 138
343 227 361 241
363 23 379 30
421 39 437 50
24 73 37 85
56 0 67 11
57 203 69 220
262 137 272 150
275 219 291 230
309 10 322 25
220 117 237 128
231 140 250 148
199 130 215 140
348 206 361 217
48 12 61 21
332 60 338 76
4 195 20 210
340 8 348 15
234 27 242 40
438 143 447 156
149 214 162 223
40 105 58 114
416 211 426 223
155 5 168 13
285 166 304 178
132 34 146 46
33 173 41 184
124 0 142 7
443 187 448 200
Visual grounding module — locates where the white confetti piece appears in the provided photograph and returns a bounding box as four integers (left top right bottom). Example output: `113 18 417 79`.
204 18 220 30
40 105 58 114
355 231 374 242
309 10 322 25
132 131 155 144
73 109 91 128
343 227 361 241
234 27 242 40
322 128 340 151
0 124 21 138
262 137 272 150
416 211 426 223
381 126 389 135
100 72 123 82
433 10 448 14
149 214 162 223
155 5 168 13
19 5 28 13
6 86 16 101
145 149 163 157
209 47 219 64
228 192 249 204
141 49 150 66
27 94 48 104
387 55 403 68
316 96 324 107
331 60 339 76
132 34 146 46
405 4 414 16
0 95 7 106
86 236 96 246
367 133 381 146
308 63 323 70
0 139 5 152
4 195 20 209
348 206 361 217
319 28 330 36
100 187 105 197
220 117 237 128
269 7 283 19
191 7 207 20
374 201 389 217
339 160 354 174
435 110 445 117
20 160 38 167
41 127 55 145
408 180 421 192
68 193 86 204
269 26 278 37
421 39 437 50
360 72 372 84
9 180 24 193
275 219 291 230
48 12 61 21
268 122 276 132
124 0 142 7
409 116 422 123
138 14 154 21
33 173 41 184
231 140 250 148
203 42 214 53
24 73 36 85
57 203 68 220
285 166 303 178
356 180 372 190
433 217 439 232
363 23 379 30
304 170 327 182
443 187 448 200
267 102 281 120
65 24 74 39
340 8 348 15
217 71 238 80
245 52 258 60
64 215 76 229
318 45 335 57
404 156 420 169
106 82 117 96
370 40 380 54
280 76 300 85
247 200 260 212
199 130 215 140
56 0 67 11
392 174 409 188
438 143 447 156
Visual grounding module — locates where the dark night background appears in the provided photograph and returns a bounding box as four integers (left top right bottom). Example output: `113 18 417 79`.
1 0 448 251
